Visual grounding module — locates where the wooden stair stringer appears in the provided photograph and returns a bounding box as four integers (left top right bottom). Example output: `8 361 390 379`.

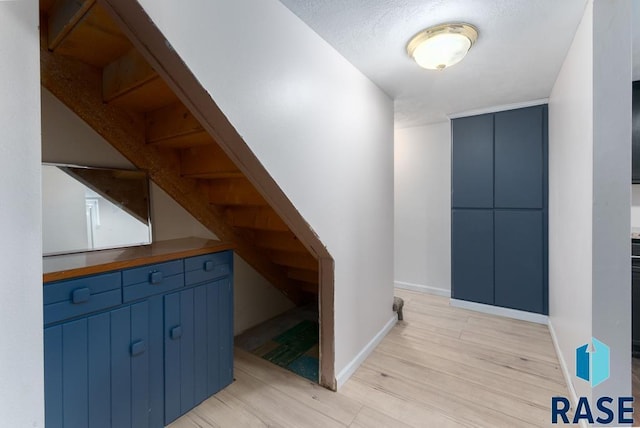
40 45 305 305
45 0 337 391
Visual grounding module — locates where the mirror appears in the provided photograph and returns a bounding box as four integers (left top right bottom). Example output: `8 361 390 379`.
42 164 152 256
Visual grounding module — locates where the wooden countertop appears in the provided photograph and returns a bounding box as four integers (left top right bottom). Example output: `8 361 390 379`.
43 237 234 283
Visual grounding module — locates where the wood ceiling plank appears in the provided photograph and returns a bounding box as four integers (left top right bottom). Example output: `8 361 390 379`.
146 101 203 142
107 75 177 112
47 0 96 50
270 251 318 271
103 47 157 103
208 178 266 207
54 3 131 68
181 145 242 178
226 207 290 232
254 231 308 253
150 130 214 149
41 45 304 305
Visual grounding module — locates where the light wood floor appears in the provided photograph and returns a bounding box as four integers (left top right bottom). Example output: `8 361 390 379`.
168 289 571 427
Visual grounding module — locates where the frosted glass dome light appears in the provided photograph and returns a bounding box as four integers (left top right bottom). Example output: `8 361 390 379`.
407 23 478 70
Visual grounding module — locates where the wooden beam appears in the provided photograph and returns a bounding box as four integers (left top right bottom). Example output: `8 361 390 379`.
47 0 96 50
226 207 289 232
208 178 266 207
103 47 157 103
319 257 335 390
41 45 303 305
181 145 242 178
254 231 308 253
270 251 318 271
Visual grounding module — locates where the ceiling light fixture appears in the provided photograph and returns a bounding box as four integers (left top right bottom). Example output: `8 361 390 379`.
407 23 478 70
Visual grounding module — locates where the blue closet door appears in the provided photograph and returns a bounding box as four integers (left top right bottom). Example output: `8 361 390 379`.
452 209 494 304
44 304 151 428
495 210 545 313
494 106 544 209
452 114 494 208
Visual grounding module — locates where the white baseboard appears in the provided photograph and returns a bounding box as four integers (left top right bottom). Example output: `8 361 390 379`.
449 299 548 324
548 319 580 410
394 281 451 297
335 314 397 390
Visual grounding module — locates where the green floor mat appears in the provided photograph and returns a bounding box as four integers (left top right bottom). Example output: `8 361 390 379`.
260 320 319 381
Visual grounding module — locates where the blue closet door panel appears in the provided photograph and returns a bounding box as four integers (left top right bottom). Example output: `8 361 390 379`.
194 285 208 404
164 292 181 424
494 106 544 208
87 314 110 428
219 278 233 387
147 295 164 428
206 282 220 395
180 288 196 414
452 114 494 208
495 210 545 314
44 326 63 428
62 319 88 428
131 302 150 428
451 210 494 304
110 307 132 428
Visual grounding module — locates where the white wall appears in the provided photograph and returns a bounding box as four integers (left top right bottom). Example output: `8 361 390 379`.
590 0 631 401
41 88 295 335
394 122 451 295
136 0 395 377
549 0 631 402
0 1 44 426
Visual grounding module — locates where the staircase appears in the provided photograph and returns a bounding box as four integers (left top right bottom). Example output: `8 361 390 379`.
39 0 335 388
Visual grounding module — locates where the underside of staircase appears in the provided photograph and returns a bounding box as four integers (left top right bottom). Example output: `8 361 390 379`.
39 0 335 389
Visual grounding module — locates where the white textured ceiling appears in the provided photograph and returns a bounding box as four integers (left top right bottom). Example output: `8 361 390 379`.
278 0 638 128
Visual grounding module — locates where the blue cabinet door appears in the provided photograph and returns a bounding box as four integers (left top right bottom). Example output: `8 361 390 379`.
452 114 494 208
452 209 494 305
44 302 155 428
218 277 234 388
164 279 233 425
494 106 545 209
494 210 546 314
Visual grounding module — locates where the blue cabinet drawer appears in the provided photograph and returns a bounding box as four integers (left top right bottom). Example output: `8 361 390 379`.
184 252 232 286
44 272 122 325
123 273 184 302
123 260 184 286
123 260 184 302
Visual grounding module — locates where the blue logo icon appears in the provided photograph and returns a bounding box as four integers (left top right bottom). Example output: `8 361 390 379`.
576 337 610 387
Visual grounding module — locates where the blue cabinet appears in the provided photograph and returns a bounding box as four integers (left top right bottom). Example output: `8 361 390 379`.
451 106 548 314
452 113 494 208
44 250 234 428
451 209 494 305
